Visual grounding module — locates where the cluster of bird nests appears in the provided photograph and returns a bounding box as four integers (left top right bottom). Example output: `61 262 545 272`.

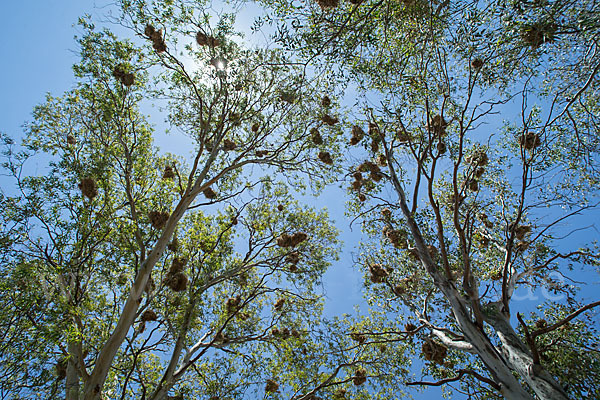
382 225 408 249
422 338 448 365
162 165 175 180
79 177 98 200
144 24 167 53
392 276 414 296
358 161 384 181
276 232 308 248
195 32 221 47
471 58 484 70
148 210 170 230
321 114 339 126
271 326 301 339
141 309 158 322
427 115 448 137
349 125 365 145
163 257 188 292
465 150 488 167
318 151 334 165
350 332 366 344
274 297 285 311
368 263 391 283
353 368 367 386
311 127 323 145
66 134 76 146
265 379 279 393
519 131 542 150
167 236 179 252
112 65 134 87
226 295 241 314
203 186 217 199
223 139 237 151
521 21 557 48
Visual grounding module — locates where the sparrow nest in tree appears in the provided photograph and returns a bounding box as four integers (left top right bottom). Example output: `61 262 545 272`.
66 134 76 145
274 298 285 311
223 139 237 151
167 237 179 252
515 241 529 252
474 166 485 178
226 296 241 313
466 150 488 166
311 127 323 145
357 161 380 175
468 179 479 192
162 165 175 180
405 322 417 332
479 213 494 229
141 309 158 322
203 187 217 199
286 251 300 264
334 388 347 399
358 193 367 202
250 122 260 133
279 90 297 104
148 211 170 230
164 272 188 292
277 204 284 211
353 368 367 386
316 0 340 8
422 339 448 365
368 122 379 136
427 245 438 260
56 359 67 380
265 379 279 393
195 32 221 47
276 232 308 248
170 257 187 274
321 114 339 126
471 58 484 70
490 270 502 281
519 131 541 150
368 263 390 283
427 115 448 136
318 151 334 165
112 65 135 87
514 225 531 240
350 171 363 191
350 332 366 344
383 226 408 249
78 177 98 200
376 154 387 167
381 207 392 218
370 139 380 153
437 141 447 154
521 21 557 47
255 150 269 157
350 125 365 145
144 24 167 53
321 95 331 107
214 331 229 343
396 129 411 143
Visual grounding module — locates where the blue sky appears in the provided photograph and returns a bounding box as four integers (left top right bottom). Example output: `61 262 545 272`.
4 1 598 399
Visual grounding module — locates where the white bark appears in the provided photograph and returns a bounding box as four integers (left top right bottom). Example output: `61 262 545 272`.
487 311 569 400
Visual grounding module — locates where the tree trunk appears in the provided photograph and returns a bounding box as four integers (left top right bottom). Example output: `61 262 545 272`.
65 341 80 400
487 311 569 400
82 190 199 400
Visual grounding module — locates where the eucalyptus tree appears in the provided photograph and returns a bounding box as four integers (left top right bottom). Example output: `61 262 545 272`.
0 1 352 398
257 0 600 398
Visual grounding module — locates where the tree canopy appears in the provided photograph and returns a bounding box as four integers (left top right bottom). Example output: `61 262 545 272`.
1 0 600 399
